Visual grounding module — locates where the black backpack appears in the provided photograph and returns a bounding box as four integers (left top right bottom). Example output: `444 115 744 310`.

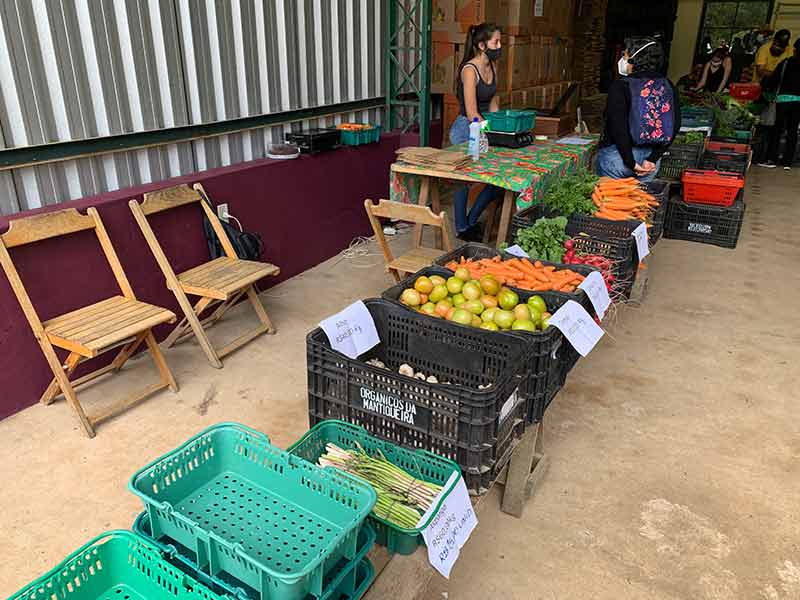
197 189 264 262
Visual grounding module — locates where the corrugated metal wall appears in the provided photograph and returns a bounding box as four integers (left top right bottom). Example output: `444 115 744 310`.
0 0 386 216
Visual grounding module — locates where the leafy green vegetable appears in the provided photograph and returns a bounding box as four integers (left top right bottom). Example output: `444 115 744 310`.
673 131 706 145
703 93 756 136
540 167 598 217
512 216 568 263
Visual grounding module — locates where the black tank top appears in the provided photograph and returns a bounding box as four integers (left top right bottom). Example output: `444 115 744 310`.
457 62 497 117
706 64 726 92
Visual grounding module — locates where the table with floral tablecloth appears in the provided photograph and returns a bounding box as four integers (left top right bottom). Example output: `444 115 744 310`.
390 136 599 211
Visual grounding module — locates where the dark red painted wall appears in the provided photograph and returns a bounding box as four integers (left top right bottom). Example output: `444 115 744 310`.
0 132 421 420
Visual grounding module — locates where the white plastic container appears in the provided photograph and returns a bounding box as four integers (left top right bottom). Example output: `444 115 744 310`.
468 118 481 161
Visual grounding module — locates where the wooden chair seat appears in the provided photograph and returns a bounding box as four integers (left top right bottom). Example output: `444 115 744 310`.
387 247 445 277
44 296 176 358
176 257 279 301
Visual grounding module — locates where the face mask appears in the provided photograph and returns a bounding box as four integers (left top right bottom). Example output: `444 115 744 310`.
711 60 722 68
485 47 501 62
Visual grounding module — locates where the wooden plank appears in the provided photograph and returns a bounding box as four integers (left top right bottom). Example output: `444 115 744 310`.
1 208 95 248
363 199 397 281
88 207 136 299
40 352 82 405
139 184 200 216
216 324 270 358
49 301 149 339
197 186 239 259
391 162 478 184
217 264 278 296
43 297 128 332
500 422 539 517
177 257 230 282
90 381 170 427
86 310 175 353
145 331 178 392
414 178 432 248
78 306 169 345
246 286 276 334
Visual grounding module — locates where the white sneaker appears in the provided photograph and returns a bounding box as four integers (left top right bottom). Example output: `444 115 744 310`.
758 161 777 168
784 166 791 171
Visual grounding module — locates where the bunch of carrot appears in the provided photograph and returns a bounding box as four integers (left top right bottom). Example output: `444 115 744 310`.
445 256 586 292
591 177 659 222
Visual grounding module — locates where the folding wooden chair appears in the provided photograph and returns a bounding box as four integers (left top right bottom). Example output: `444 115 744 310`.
364 198 454 282
0 207 178 438
129 184 279 369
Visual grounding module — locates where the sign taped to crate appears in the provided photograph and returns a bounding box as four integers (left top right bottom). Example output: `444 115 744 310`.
418 470 478 578
350 384 433 429
548 300 604 357
505 244 529 258
578 270 611 320
688 222 712 234
631 222 650 261
499 386 522 424
320 301 380 359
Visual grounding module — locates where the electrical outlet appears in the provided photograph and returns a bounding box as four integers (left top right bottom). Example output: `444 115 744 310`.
217 203 230 222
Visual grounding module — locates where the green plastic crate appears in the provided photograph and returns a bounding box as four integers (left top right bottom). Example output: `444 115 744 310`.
132 511 376 600
288 420 461 556
485 110 535 133
339 125 381 146
10 531 230 600
128 423 377 600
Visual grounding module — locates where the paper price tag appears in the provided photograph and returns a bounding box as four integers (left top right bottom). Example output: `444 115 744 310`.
534 0 544 17
548 300 604 357
418 472 478 578
319 301 380 359
577 270 611 321
632 222 650 261
505 244 529 258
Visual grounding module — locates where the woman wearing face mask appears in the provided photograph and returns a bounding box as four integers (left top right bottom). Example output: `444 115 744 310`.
449 23 503 241
693 48 733 93
596 38 681 183
760 38 800 170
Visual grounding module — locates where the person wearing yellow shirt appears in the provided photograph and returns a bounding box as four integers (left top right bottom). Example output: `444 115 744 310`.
753 30 792 81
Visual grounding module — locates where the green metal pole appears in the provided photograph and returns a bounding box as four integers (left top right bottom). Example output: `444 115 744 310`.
419 0 432 146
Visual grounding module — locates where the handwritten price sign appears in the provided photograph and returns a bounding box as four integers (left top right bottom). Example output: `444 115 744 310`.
548 300 604 357
418 472 478 578
319 301 380 359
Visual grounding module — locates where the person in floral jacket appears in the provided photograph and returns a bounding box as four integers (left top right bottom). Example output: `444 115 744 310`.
597 37 681 183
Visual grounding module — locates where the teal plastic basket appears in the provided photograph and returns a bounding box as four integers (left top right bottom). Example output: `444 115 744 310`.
132 512 375 600
9 531 229 600
339 125 381 146
288 420 461 556
485 110 535 133
128 423 377 600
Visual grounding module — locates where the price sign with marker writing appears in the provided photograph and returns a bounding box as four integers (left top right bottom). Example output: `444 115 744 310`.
319 301 380 359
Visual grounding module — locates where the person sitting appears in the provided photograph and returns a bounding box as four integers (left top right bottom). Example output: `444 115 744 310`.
693 48 733 93
676 63 704 92
449 22 504 241
597 37 681 183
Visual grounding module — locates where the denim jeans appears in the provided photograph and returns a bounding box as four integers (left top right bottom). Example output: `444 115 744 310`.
450 115 501 232
596 144 661 183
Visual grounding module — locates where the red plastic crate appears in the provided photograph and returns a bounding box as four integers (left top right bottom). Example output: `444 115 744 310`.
729 83 761 101
682 169 744 207
707 140 749 154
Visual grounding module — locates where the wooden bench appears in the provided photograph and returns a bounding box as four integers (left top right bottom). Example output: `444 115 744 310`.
129 184 279 368
0 207 178 438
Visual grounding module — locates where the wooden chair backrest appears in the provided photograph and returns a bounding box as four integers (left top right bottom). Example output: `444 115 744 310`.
129 184 240 293
365 199 446 228
138 184 202 216
0 207 136 335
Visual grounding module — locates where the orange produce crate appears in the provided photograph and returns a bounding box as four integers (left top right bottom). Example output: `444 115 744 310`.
681 169 744 208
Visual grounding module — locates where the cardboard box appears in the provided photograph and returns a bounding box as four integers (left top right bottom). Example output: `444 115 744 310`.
496 36 531 92
455 0 487 24
486 0 531 35
432 42 458 94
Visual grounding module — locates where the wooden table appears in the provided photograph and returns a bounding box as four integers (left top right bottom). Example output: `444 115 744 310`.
389 162 517 250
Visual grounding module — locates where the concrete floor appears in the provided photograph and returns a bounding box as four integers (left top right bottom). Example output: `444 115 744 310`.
1 169 798 599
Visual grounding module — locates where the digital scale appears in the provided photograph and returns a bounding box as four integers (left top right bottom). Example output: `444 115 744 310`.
486 130 534 148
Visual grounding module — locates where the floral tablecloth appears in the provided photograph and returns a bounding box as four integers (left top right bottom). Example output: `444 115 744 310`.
390 136 599 211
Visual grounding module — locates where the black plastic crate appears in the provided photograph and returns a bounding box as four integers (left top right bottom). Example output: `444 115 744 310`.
433 242 599 315
644 179 671 247
507 203 556 246
307 298 533 495
664 193 746 249
285 128 341 153
382 266 570 426
658 143 703 181
700 150 748 175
